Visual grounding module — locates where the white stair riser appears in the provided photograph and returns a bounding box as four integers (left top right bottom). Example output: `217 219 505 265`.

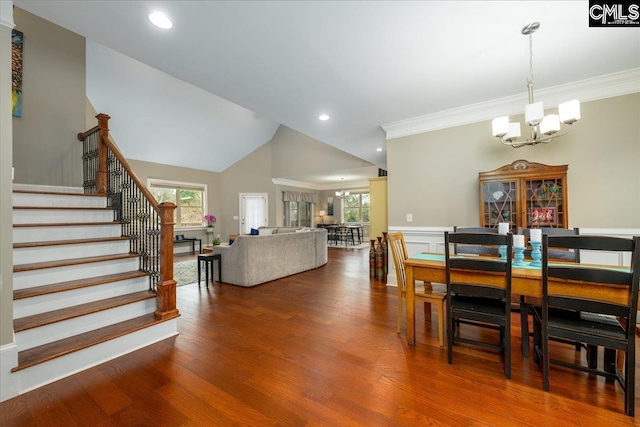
13 240 130 265
13 192 106 208
14 277 149 318
15 320 178 395
13 209 113 224
16 299 156 352
13 258 140 290
13 224 122 244
13 184 85 194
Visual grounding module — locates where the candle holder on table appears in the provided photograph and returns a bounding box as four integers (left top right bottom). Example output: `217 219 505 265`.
529 241 542 268
513 246 526 267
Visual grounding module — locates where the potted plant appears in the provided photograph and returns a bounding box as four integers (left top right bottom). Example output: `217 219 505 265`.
204 214 216 245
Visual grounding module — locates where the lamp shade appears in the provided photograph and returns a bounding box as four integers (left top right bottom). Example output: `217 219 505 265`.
540 114 561 135
559 99 581 124
492 116 509 137
525 102 544 125
504 122 521 141
319 210 326 216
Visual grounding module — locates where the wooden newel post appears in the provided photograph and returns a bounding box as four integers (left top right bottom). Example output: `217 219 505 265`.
96 113 110 196
155 202 179 320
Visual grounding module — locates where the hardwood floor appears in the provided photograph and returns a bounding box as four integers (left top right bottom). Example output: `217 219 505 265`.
2 248 638 426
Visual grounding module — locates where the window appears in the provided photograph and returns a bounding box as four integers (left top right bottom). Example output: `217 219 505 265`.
285 201 312 227
343 193 369 223
148 179 207 228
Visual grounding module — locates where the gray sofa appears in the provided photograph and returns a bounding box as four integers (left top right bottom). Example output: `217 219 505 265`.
213 227 328 287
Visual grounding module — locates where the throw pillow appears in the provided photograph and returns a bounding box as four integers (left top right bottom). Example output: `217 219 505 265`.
259 228 273 235
250 228 259 235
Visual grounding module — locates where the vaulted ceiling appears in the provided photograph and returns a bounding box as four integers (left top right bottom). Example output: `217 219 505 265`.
13 1 640 184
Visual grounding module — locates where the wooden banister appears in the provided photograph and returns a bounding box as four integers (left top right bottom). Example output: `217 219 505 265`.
100 132 160 216
77 114 178 320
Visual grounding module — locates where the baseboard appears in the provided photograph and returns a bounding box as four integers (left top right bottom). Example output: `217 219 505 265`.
0 336 19 402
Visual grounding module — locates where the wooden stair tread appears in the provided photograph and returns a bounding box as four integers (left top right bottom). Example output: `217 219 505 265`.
13 253 139 273
14 206 112 211
12 313 178 372
13 189 103 197
14 271 149 300
14 290 156 332
14 236 129 249
14 221 119 228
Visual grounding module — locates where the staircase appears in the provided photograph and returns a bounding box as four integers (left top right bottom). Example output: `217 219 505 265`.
11 183 178 394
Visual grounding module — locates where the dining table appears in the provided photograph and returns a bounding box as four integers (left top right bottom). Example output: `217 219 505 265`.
403 253 631 346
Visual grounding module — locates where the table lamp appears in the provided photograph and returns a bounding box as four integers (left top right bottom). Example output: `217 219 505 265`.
319 210 326 224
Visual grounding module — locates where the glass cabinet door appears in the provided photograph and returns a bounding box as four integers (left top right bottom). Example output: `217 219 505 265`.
482 180 518 232
523 177 565 228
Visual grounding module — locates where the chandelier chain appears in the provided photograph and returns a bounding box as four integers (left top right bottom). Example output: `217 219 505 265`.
528 32 534 85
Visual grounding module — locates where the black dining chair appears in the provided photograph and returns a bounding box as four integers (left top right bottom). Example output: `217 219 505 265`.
519 227 581 357
532 234 640 416
453 226 499 256
445 231 513 379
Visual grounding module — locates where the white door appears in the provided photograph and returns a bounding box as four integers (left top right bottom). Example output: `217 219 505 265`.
239 193 268 233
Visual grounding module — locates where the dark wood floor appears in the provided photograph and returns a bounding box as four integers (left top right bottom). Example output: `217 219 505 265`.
2 248 638 426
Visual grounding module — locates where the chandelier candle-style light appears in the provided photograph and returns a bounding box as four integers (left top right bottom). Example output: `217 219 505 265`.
492 22 581 148
335 177 350 198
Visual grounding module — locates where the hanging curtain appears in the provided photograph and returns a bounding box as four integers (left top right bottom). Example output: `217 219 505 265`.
282 191 319 204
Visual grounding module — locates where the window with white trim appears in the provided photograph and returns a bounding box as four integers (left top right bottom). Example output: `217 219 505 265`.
343 193 370 223
148 179 207 228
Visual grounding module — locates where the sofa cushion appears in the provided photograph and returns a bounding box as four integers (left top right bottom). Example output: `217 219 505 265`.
259 228 273 235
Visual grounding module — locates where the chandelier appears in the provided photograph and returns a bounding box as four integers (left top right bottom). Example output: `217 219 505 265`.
491 22 581 148
335 178 350 198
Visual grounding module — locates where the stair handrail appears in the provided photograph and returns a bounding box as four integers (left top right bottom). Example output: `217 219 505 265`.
77 113 179 320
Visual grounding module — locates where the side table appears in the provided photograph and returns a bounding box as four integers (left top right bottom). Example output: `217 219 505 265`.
197 253 222 287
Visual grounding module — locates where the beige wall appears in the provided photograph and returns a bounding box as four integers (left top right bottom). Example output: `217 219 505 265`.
1 13 14 347
219 141 277 237
271 125 372 178
12 8 85 186
387 94 640 229
127 159 222 241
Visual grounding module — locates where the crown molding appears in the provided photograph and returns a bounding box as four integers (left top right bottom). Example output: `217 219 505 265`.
272 177 370 192
272 178 322 190
381 68 640 140
0 1 14 29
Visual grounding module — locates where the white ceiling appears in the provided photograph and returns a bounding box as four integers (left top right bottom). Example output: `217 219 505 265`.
13 1 640 184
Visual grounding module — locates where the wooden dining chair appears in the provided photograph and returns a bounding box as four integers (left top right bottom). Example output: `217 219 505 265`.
388 232 446 347
519 227 580 357
445 231 513 379
532 234 640 416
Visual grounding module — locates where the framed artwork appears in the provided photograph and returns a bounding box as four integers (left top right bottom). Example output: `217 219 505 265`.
12 29 23 118
327 197 334 216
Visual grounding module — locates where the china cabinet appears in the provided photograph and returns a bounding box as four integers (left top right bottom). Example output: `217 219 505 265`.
479 160 568 232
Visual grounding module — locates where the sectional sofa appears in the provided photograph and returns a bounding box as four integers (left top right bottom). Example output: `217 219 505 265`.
213 227 328 287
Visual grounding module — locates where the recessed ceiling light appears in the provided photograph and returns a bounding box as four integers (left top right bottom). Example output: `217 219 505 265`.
376 148 382 152
149 12 173 29
318 114 330 121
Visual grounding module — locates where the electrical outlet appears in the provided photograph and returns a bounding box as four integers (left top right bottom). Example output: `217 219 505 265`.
406 213 413 222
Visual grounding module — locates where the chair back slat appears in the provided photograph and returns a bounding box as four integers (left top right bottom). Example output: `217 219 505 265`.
550 235 634 252
450 283 507 299
549 266 632 287
520 227 580 262
453 227 499 256
387 232 408 292
547 296 629 317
